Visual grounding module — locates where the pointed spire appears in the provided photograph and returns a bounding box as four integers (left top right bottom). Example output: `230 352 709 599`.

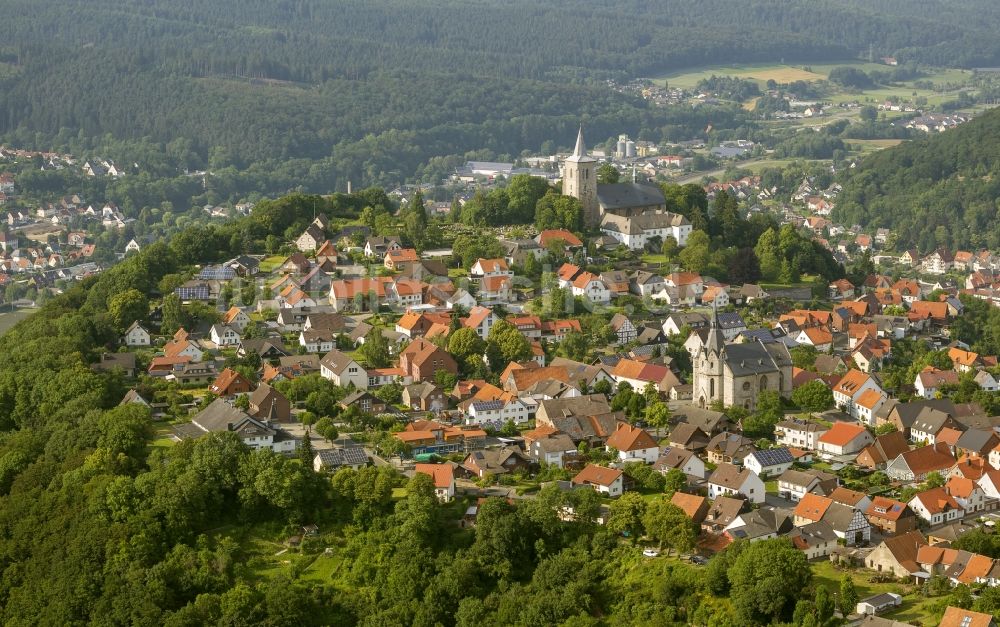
706 299 725 354
573 125 586 157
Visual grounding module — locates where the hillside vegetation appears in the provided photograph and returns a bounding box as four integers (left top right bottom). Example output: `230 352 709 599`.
834 106 1000 251
3 1 1000 190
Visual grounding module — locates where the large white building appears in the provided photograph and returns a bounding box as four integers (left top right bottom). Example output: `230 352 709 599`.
600 211 692 250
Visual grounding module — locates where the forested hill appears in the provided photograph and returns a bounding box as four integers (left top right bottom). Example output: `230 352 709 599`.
3 1 1000 191
833 106 1000 252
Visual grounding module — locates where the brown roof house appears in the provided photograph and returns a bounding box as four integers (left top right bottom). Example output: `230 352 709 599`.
248 382 292 423
856 431 911 470
401 381 448 412
864 530 926 578
886 442 956 483
605 423 660 464
865 496 917 536
670 492 709 524
572 464 624 497
461 446 531 480
210 368 254 397
399 338 458 382
707 463 765 504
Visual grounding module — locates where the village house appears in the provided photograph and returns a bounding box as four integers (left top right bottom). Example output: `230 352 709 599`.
209 368 254 397
865 530 926 578
399 337 458 382
856 431 911 470
414 463 456 502
865 496 917 536
909 487 964 526
572 464 624 497
832 369 883 419
817 422 875 457
707 463 765 504
319 349 369 389
313 448 369 473
886 443 957 483
776 468 838 502
605 423 660 464
123 321 151 347
742 448 794 478
776 419 829 450
793 493 872 545
461 447 532 479
653 447 707 479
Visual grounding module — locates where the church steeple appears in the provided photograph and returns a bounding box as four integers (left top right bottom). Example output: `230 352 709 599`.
705 300 725 354
572 125 586 158
562 123 599 228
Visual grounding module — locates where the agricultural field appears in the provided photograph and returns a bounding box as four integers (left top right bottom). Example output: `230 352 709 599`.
653 61 976 110
654 63 827 88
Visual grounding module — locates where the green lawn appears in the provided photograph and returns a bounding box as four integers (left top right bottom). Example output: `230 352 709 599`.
810 561 939 625
259 255 286 273
299 553 343 583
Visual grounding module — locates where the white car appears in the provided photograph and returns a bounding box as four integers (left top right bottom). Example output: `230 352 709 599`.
642 548 659 558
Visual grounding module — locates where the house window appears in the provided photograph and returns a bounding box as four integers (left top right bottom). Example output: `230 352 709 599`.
742 381 751 391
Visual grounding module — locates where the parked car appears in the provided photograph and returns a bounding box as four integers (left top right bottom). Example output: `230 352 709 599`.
642 548 659 558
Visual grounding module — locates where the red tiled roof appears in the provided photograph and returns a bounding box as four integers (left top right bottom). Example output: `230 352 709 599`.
414 463 454 489
818 421 868 447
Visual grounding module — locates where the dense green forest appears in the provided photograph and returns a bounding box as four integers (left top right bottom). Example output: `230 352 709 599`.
4 0 1000 194
834 105 1000 251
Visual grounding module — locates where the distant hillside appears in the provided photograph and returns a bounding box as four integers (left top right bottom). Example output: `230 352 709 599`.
833 107 1000 252
5 0 1000 189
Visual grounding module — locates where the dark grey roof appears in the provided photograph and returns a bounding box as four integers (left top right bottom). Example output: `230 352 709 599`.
822 501 860 531
198 265 236 280
777 468 820 488
786 520 838 545
716 312 745 330
910 407 954 433
595 183 665 211
316 447 368 468
722 340 790 376
535 432 576 453
471 399 504 411
629 343 670 358
193 398 266 434
955 428 996 452
673 406 729 434
747 447 794 467
888 399 955 428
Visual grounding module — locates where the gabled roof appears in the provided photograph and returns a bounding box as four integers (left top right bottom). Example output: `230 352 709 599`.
866 496 912 521
414 463 455 489
818 421 868 447
605 423 658 452
938 606 996 627
670 492 707 521
572 464 623 488
832 369 872 396
858 431 910 466
893 443 956 475
911 487 961 514
707 463 755 490
794 493 833 523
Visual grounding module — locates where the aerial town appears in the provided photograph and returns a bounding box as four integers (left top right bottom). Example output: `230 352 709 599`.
44 129 996 625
